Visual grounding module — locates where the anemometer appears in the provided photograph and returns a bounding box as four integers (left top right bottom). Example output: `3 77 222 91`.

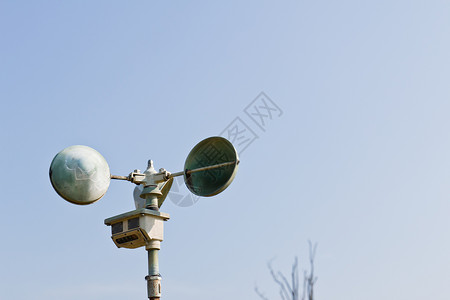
49 136 239 300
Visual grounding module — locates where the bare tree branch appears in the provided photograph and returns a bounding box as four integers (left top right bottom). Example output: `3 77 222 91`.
255 286 271 300
291 257 299 300
301 271 307 300
269 262 290 300
254 242 318 300
278 271 294 299
305 240 318 300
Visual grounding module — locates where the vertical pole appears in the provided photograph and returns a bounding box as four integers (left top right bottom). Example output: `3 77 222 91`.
144 192 162 299
146 248 162 300
148 249 159 276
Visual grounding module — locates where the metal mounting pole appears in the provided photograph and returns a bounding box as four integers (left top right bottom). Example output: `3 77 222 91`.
144 193 162 299
142 160 163 299
146 248 161 300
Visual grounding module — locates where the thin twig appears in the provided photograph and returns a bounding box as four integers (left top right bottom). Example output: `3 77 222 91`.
255 286 271 300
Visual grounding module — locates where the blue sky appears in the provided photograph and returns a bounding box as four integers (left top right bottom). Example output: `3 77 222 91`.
2 1 450 299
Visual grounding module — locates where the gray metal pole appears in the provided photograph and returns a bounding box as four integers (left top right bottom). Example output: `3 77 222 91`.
146 248 162 300
144 190 162 299
148 249 159 276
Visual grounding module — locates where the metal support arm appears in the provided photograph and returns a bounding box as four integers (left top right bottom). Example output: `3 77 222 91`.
110 160 239 183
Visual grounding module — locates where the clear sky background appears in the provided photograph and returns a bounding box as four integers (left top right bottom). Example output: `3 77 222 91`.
2 1 450 299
